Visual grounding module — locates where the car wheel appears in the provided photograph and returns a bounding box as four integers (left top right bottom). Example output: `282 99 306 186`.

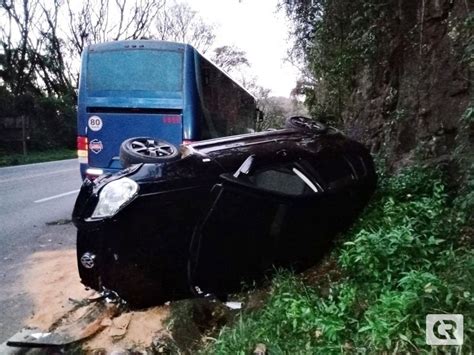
285 116 328 133
120 137 180 167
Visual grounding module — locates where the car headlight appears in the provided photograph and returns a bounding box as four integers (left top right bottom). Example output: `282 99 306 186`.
91 177 139 218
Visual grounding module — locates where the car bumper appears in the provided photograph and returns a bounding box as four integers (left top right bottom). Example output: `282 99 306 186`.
76 220 193 307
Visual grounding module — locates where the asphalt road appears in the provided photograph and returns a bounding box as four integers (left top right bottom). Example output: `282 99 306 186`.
0 159 83 343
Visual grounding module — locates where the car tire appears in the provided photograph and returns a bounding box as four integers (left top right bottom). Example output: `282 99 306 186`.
285 116 328 133
120 137 180 167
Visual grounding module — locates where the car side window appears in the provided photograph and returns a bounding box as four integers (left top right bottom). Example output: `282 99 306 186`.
247 165 319 196
306 155 356 191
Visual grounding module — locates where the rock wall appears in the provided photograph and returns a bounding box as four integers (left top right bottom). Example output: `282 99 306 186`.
343 0 472 173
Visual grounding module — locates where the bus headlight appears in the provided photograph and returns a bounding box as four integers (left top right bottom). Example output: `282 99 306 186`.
92 177 139 218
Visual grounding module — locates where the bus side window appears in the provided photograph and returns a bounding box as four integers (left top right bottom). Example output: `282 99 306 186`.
200 58 225 138
198 54 256 139
203 69 210 86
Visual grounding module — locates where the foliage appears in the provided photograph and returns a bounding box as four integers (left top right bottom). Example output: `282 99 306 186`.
202 167 473 353
282 0 395 123
0 148 75 166
212 46 249 74
462 11 474 68
453 103 474 226
0 91 76 151
29 94 77 150
155 1 216 54
256 95 307 131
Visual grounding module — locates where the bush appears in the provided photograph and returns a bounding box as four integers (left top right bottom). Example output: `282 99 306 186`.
29 95 76 150
0 89 76 152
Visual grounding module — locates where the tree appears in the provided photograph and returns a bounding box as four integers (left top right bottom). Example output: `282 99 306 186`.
210 45 255 97
37 0 75 97
155 1 215 54
1 0 42 95
212 45 249 74
282 0 378 123
1 0 167 96
64 0 165 58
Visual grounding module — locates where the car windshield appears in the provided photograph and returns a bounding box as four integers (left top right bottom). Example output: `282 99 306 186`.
87 49 183 96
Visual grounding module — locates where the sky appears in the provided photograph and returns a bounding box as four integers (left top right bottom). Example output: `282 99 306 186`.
184 0 299 97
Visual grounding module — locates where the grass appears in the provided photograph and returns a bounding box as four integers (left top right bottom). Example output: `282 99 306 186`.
201 167 474 354
0 148 76 167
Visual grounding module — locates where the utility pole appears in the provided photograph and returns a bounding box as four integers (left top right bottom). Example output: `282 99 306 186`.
21 115 28 156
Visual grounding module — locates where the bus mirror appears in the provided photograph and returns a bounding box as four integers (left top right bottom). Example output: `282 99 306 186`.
257 109 264 122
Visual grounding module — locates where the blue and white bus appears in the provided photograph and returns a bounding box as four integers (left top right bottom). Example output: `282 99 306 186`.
77 40 258 179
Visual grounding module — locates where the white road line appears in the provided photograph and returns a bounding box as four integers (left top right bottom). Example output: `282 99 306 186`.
34 189 80 203
0 168 76 183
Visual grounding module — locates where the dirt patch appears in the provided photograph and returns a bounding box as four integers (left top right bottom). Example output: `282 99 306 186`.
301 256 342 298
83 306 170 352
22 249 94 330
20 249 170 352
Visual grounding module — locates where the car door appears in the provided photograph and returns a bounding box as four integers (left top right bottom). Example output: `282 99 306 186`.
188 157 323 296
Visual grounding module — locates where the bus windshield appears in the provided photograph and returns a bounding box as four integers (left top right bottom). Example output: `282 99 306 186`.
87 49 183 96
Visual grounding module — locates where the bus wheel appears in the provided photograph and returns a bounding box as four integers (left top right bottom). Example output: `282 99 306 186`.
285 116 328 133
120 137 180 167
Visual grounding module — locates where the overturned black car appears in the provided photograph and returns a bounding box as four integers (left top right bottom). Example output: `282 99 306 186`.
72 117 377 307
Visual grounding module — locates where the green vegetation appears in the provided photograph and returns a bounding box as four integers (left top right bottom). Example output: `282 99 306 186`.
283 1 471 130
203 167 473 353
0 89 76 152
283 0 388 123
0 148 76 167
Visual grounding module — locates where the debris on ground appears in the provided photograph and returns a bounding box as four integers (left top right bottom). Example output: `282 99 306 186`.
7 302 118 347
224 301 242 310
17 249 171 352
9 248 275 353
254 343 267 355
107 312 132 339
83 306 170 352
45 219 72 226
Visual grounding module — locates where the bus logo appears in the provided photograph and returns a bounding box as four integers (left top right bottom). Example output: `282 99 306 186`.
88 115 103 131
89 139 103 154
